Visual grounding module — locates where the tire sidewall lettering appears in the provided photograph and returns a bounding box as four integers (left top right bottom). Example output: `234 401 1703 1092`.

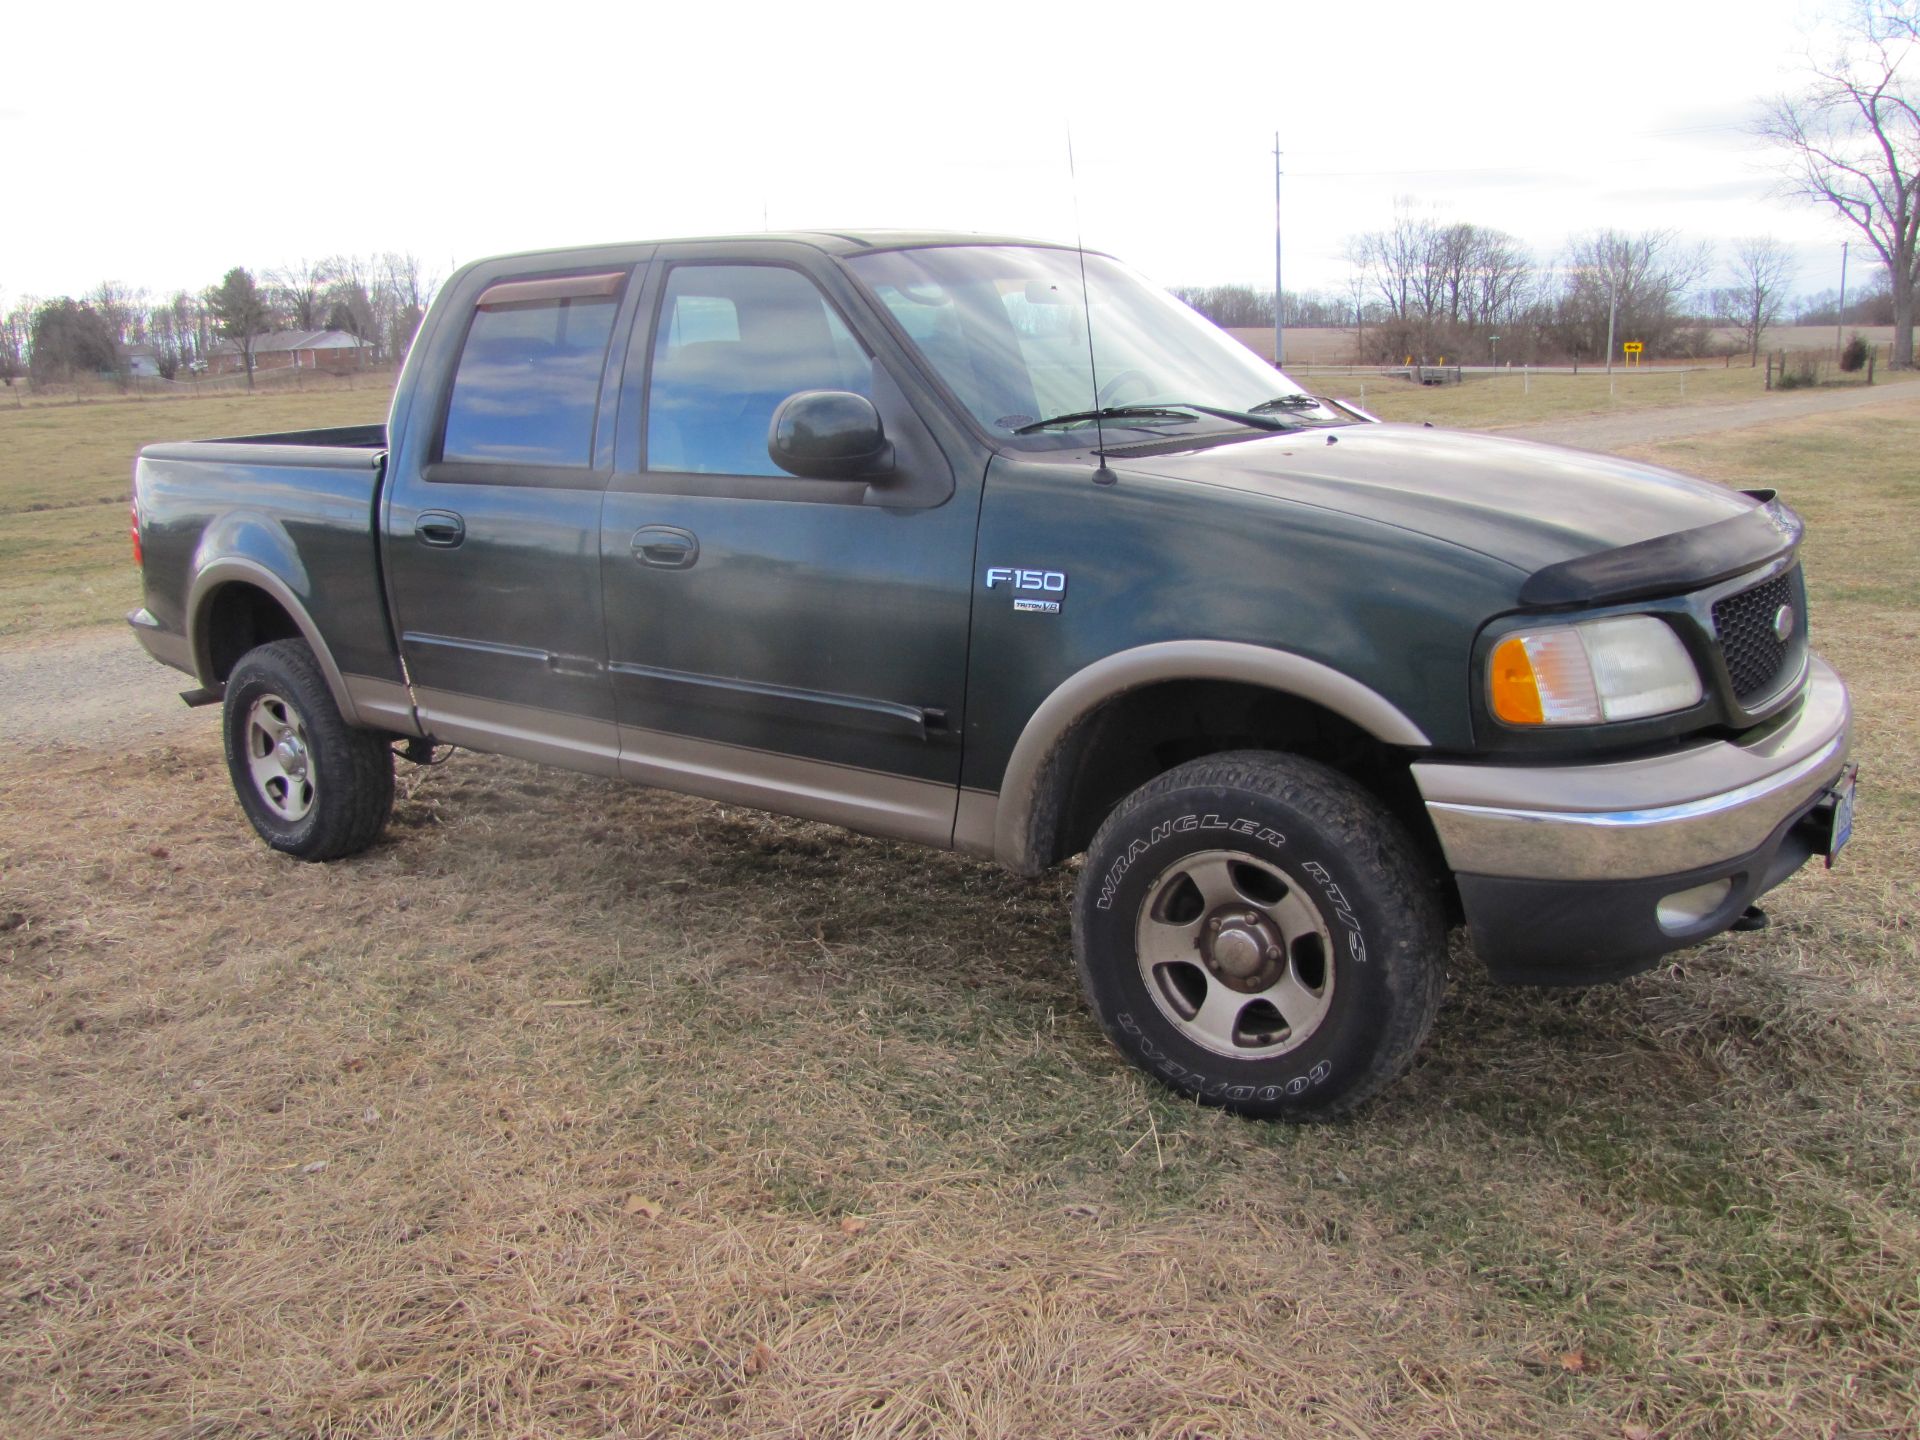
1095 814 1367 967
1116 1011 1336 1103
1096 812 1281 912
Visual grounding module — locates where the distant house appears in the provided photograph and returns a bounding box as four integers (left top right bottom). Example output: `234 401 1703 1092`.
207 330 372 376
125 344 163 378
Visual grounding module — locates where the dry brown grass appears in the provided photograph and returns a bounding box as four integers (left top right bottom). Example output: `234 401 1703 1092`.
3 396 1918 1438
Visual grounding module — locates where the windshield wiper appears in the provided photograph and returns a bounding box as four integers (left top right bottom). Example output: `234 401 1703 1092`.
1014 402 1293 435
1249 394 1324 413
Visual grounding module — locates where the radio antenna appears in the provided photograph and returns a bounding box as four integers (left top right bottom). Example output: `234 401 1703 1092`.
1066 128 1115 483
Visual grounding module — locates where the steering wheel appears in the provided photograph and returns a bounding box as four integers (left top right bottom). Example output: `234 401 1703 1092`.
1096 368 1155 406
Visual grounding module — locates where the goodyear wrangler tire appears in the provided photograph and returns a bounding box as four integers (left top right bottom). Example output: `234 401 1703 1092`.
1073 750 1445 1121
222 639 394 861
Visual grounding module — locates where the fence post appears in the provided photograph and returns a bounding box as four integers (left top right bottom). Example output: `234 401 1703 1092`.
1765 352 1773 391
1868 348 1876 385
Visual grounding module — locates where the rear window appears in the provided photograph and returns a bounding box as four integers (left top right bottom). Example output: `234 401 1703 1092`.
442 283 620 467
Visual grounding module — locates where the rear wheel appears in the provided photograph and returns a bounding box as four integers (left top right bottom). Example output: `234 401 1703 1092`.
1073 750 1445 1120
221 639 393 860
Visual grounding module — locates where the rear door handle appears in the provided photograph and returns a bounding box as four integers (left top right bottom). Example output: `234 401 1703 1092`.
632 525 698 569
415 510 466 548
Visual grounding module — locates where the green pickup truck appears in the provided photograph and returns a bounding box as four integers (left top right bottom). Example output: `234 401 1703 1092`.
129 232 1855 1119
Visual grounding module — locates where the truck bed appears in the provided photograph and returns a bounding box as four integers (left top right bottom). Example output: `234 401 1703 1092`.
139 423 389 465
131 424 399 692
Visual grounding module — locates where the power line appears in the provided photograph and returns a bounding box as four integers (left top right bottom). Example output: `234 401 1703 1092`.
1287 123 1764 180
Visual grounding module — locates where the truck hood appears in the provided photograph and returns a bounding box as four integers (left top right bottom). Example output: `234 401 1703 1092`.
1118 422 1760 578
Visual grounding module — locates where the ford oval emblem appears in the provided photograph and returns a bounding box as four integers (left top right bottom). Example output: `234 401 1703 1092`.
1772 604 1796 642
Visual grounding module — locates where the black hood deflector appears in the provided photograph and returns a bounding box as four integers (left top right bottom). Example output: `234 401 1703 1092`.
1518 494 1803 608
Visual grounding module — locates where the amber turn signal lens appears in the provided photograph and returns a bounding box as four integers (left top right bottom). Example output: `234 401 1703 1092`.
1488 635 1544 724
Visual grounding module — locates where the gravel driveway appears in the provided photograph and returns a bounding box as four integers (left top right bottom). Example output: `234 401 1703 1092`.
1502 378 1918 450
0 626 201 749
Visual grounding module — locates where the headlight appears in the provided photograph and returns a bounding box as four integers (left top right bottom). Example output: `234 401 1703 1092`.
1488 615 1702 725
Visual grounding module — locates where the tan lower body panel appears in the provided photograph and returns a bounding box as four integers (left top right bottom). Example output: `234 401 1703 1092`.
409 687 958 848
412 687 621 777
616 723 957 848
953 788 1000 859
342 675 424 737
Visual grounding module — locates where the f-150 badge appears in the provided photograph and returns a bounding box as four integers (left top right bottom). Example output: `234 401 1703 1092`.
986 567 1067 614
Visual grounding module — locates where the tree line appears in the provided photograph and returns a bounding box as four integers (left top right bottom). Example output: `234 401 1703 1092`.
1183 1 1920 369
0 253 439 389
1176 220 1813 367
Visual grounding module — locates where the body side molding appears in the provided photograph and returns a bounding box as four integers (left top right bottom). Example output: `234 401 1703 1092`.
991 640 1431 872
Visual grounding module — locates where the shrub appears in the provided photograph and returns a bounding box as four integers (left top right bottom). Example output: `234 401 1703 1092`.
1840 333 1871 373
1776 353 1821 390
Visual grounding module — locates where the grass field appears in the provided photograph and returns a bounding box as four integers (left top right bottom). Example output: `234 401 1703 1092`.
0 386 390 640
3 370 1914 645
1322 362 1920 431
2 384 1918 1437
1228 324 1902 370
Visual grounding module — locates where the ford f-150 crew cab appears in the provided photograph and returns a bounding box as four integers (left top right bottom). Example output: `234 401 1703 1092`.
129 232 1857 1119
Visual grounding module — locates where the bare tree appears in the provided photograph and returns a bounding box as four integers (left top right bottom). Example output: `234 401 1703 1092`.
1347 202 1541 362
375 252 436 362
271 258 332 331
88 280 145 352
1715 237 1798 365
319 254 379 353
169 291 207 372
143 292 200 379
1760 2 1920 366
1556 230 1712 362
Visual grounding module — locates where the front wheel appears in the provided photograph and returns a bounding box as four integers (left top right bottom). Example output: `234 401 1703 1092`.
1073 751 1445 1121
221 639 393 861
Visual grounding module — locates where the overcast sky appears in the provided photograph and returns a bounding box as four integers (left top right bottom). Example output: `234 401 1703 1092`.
4 0 1871 308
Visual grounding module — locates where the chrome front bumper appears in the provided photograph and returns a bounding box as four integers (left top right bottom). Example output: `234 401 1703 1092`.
1413 655 1851 884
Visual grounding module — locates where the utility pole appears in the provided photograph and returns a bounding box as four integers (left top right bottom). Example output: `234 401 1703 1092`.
1604 271 1619 376
1836 239 1850 359
1273 133 1285 371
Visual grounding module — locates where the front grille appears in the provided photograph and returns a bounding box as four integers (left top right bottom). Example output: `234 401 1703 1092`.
1713 568 1799 703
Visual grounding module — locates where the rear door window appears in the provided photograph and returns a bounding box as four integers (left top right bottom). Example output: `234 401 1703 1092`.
442 274 623 468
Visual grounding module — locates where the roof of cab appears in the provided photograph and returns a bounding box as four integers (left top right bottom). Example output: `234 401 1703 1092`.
762 229 1078 255
460 230 1087 273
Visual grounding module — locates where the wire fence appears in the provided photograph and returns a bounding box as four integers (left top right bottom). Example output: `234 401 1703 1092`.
4 364 399 408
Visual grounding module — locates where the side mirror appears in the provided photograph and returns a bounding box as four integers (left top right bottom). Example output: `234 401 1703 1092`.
768 390 893 480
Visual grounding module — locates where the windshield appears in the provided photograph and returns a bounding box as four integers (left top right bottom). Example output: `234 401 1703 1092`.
847 245 1333 439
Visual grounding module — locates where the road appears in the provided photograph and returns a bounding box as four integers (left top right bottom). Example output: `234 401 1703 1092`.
1501 377 1918 449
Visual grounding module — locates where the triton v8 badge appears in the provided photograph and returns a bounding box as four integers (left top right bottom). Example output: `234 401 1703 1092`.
986 567 1067 614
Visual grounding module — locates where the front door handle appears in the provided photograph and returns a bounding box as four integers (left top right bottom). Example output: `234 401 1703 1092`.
415 510 466 548
632 525 699 569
